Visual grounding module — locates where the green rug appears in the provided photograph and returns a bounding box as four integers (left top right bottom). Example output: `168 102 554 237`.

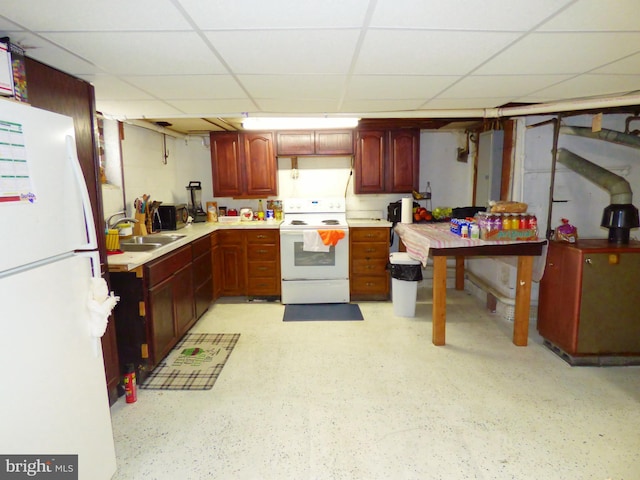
140 333 240 390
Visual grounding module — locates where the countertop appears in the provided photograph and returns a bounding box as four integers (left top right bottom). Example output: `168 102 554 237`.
107 218 392 272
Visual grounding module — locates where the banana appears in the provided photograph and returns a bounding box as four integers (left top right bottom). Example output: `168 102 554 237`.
412 190 424 200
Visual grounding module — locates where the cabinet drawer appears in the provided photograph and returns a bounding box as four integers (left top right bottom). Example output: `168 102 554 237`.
248 276 279 295
350 275 389 295
248 261 277 277
351 242 388 259
351 257 388 276
219 230 244 244
146 245 191 288
351 228 389 243
192 234 210 258
247 244 278 261
246 229 279 243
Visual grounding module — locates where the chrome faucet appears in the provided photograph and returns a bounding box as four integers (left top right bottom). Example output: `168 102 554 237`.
106 211 139 230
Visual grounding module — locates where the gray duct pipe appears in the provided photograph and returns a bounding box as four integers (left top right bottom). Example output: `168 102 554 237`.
559 126 640 149
556 148 633 204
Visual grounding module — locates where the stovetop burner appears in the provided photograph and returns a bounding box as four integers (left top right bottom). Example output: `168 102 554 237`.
290 220 307 226
322 219 340 225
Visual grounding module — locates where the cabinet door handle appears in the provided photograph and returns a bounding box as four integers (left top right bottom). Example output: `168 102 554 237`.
585 258 592 264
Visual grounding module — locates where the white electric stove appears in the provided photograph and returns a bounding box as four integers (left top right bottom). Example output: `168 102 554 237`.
279 198 350 304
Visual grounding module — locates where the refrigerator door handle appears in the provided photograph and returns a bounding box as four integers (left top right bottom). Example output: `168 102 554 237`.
67 135 98 251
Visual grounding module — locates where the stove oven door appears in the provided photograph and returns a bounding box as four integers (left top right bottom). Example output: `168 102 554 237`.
280 229 349 280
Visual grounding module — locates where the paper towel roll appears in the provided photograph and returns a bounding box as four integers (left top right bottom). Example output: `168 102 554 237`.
401 197 413 224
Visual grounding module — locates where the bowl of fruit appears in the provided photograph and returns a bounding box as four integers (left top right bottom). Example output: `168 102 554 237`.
413 207 433 222
432 206 452 221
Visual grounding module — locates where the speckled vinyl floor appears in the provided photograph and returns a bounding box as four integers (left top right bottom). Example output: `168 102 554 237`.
109 287 640 480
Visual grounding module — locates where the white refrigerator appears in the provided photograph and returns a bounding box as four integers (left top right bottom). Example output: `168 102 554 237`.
0 100 117 479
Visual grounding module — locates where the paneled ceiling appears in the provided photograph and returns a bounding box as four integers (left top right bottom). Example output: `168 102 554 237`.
2 0 640 134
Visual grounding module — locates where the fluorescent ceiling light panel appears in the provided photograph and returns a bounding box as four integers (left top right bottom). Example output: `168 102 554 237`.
242 117 359 130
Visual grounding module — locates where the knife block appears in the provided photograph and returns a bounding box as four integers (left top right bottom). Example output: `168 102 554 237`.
134 212 148 236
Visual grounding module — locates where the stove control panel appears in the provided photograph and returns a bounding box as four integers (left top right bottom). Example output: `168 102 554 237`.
283 197 346 214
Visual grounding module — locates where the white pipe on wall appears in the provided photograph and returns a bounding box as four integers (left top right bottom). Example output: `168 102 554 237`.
353 94 640 120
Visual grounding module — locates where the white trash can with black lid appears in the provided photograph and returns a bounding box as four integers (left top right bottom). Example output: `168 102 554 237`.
388 252 422 317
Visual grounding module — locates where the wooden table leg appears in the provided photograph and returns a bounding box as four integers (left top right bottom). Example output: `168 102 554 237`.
455 256 465 290
513 255 534 346
432 255 447 346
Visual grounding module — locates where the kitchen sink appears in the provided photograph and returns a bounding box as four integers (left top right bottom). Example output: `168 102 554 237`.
122 234 186 245
119 234 187 251
119 242 162 252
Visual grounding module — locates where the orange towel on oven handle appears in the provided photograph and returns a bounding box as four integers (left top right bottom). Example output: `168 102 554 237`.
318 229 345 246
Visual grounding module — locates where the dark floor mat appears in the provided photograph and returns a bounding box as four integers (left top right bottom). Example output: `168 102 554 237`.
283 303 364 321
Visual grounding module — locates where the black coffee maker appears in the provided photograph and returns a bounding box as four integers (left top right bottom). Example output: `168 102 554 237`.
186 181 207 223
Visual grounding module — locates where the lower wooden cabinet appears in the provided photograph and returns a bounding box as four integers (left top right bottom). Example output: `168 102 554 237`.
111 241 205 382
218 230 247 296
247 229 280 297
350 227 390 300
216 228 281 298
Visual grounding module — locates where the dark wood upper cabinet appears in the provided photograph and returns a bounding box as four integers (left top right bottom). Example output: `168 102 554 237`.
276 130 353 156
354 129 386 193
210 131 277 198
243 132 277 196
388 129 420 193
210 132 243 197
355 128 419 194
276 131 315 155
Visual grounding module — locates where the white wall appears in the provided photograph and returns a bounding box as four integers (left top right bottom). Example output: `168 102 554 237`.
102 123 212 222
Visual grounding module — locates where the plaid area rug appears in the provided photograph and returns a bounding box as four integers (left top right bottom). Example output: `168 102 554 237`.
140 333 240 390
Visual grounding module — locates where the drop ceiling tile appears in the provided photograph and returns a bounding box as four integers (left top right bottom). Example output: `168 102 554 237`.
1 0 190 31
165 99 257 116
439 74 574 98
421 97 514 109
79 75 155 101
205 30 358 74
475 32 640 75
346 75 459 99
371 0 573 30
238 74 346 98
355 30 521 75
538 0 640 31
96 100 183 119
340 98 427 114
0 18 23 31
592 52 640 75
517 74 640 102
43 32 226 75
179 0 368 29
0 31 101 76
124 75 246 100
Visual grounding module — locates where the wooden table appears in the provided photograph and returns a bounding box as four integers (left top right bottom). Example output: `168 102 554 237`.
394 223 546 347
